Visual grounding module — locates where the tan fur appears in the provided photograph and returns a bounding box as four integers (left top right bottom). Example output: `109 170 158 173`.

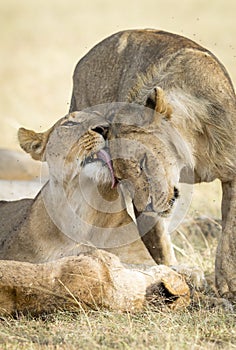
0 106 200 314
1 29 236 301
18 126 54 161
0 250 190 315
68 29 236 298
12 96 180 267
3 105 210 313
0 112 158 265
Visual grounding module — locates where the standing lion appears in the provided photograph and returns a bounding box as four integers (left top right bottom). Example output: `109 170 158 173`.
68 29 236 299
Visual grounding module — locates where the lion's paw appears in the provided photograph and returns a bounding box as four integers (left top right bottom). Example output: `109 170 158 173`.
170 265 207 292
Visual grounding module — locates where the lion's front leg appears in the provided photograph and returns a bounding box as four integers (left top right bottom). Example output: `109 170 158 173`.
137 214 208 292
216 180 236 298
136 214 177 265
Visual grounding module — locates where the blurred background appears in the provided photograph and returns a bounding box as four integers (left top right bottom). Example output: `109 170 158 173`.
1 0 235 216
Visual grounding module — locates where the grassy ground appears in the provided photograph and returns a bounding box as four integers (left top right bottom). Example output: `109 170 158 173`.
0 308 235 350
1 1 236 349
1 219 235 350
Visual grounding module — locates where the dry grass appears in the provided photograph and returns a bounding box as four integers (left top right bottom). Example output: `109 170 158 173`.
0 308 235 350
0 221 234 349
1 1 236 348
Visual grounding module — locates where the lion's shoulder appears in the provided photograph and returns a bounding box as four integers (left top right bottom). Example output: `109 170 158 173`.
0 198 33 238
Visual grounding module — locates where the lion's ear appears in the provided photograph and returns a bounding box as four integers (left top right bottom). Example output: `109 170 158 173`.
18 127 53 161
145 87 172 119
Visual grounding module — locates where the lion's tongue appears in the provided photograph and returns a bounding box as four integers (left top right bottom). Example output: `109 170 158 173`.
97 149 116 188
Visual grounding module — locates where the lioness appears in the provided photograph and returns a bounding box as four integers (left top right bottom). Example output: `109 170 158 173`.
0 250 190 314
2 95 186 266
0 104 194 314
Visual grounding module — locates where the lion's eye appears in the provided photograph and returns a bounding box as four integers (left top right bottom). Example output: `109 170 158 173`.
61 120 80 127
140 154 147 171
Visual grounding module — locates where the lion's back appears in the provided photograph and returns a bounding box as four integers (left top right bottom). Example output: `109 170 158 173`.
70 28 236 180
70 29 214 110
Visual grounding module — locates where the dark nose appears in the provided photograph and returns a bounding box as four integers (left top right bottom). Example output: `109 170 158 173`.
92 125 109 139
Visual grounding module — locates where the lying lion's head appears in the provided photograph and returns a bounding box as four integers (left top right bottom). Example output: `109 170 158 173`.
18 88 191 221
18 112 115 192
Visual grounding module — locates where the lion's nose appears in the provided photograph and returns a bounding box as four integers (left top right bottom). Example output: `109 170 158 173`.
92 125 109 139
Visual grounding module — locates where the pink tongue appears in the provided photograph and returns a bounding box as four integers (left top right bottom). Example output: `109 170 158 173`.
97 149 116 188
